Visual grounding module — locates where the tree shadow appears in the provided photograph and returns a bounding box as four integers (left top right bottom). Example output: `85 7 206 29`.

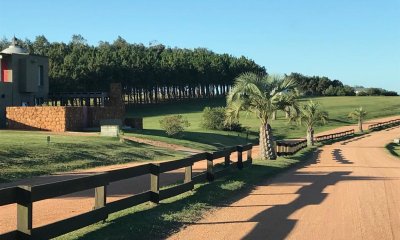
386 143 400 158
332 149 353 164
329 118 353 124
126 129 255 149
239 172 389 239
126 98 226 118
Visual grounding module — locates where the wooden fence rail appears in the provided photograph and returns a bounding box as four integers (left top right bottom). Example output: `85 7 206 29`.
314 129 355 143
368 119 400 131
276 129 355 156
0 144 253 240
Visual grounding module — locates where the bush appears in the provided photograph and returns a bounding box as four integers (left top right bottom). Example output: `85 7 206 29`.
201 107 226 130
159 115 190 137
201 107 245 132
223 122 246 132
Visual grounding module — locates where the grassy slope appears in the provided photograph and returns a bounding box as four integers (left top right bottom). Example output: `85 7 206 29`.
0 131 185 183
126 96 400 150
56 146 317 240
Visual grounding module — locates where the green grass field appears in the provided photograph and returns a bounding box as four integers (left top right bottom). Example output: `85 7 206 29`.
0 131 185 183
126 96 400 150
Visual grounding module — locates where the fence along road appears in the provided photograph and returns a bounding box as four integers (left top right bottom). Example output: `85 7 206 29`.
0 144 253 239
169 117 400 240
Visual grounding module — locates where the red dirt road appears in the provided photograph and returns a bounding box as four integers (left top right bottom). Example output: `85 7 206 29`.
169 120 400 240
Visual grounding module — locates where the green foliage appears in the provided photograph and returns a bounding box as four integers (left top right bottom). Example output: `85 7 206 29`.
201 107 226 130
4 36 265 102
287 72 362 96
226 72 297 125
290 100 329 130
201 106 245 132
159 115 190 137
348 107 367 121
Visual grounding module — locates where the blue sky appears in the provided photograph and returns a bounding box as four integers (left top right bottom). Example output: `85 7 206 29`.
2 0 399 92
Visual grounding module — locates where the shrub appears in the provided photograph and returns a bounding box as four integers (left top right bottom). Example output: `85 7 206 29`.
159 115 190 137
223 122 246 132
201 107 226 130
201 107 245 132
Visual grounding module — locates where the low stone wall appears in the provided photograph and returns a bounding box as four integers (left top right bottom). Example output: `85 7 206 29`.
6 105 125 132
6 106 67 132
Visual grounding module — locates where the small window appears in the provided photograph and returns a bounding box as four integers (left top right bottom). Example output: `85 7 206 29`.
38 65 44 86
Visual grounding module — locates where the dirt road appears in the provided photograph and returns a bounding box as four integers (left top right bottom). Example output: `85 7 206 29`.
169 121 400 240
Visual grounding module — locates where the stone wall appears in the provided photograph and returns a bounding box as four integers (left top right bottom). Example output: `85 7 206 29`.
6 106 67 132
6 83 126 132
6 105 125 132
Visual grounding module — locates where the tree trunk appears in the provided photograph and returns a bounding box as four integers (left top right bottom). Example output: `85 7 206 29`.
266 124 277 159
285 108 290 119
272 111 277 120
260 123 277 160
358 119 363 132
307 128 314 146
259 124 268 160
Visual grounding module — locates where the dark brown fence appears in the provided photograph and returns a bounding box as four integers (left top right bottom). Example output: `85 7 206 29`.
276 139 307 156
314 129 355 142
0 144 253 240
368 119 400 131
276 129 355 156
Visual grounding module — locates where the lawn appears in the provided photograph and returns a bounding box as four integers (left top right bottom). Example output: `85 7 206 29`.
55 146 317 240
0 131 185 183
126 96 400 150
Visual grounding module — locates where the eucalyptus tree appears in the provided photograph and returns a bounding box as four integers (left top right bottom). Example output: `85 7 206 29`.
226 72 297 160
348 107 367 132
290 100 329 146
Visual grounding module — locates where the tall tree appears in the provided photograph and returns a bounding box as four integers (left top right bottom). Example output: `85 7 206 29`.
226 72 297 160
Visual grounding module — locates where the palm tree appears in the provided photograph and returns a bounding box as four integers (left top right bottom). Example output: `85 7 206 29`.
348 107 367 132
290 100 329 146
226 72 297 160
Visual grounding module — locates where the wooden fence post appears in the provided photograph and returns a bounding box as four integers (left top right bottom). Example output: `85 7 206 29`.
247 146 253 165
206 153 214 181
184 164 192 183
94 184 108 221
150 164 160 203
17 186 32 239
224 154 230 167
237 146 243 169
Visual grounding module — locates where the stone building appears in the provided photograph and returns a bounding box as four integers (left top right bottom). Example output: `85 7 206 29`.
0 37 49 127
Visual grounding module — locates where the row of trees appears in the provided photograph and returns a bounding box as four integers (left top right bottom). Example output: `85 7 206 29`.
0 35 265 103
286 73 398 96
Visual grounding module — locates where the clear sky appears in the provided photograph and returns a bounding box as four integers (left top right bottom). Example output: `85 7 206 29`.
2 0 399 92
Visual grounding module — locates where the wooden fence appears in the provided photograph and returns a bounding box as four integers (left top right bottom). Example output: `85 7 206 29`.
368 119 400 131
276 129 355 156
314 129 355 142
276 139 307 156
0 144 253 240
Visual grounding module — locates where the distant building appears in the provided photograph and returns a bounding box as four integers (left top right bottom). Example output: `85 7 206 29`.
0 37 49 127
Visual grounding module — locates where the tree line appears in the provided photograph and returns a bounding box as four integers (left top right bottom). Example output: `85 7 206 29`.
286 72 398 96
1 35 397 103
0 35 265 104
